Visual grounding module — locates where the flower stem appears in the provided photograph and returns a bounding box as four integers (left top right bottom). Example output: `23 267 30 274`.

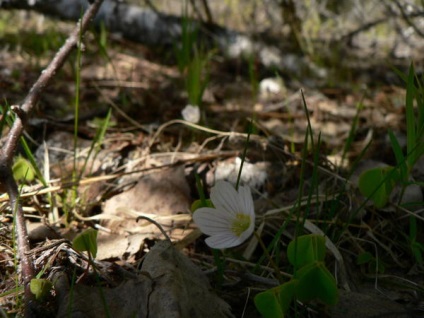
235 120 252 190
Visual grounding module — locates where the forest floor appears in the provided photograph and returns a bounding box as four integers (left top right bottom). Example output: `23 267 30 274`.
0 8 424 318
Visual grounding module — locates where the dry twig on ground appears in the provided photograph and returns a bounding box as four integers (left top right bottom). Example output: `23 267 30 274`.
0 1 104 316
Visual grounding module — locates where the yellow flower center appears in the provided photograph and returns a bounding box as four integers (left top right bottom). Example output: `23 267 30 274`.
231 213 251 237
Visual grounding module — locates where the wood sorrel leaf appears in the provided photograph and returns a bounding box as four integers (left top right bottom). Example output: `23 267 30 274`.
358 166 400 208
12 156 35 182
277 280 297 313
287 234 326 268
30 278 52 300
72 228 98 259
294 261 338 306
356 251 373 265
254 282 294 318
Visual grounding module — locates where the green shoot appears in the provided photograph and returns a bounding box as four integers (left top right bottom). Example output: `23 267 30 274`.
248 54 259 99
66 12 85 223
175 1 198 74
175 1 214 124
78 108 112 180
185 48 211 107
191 175 213 212
341 99 364 167
358 63 424 266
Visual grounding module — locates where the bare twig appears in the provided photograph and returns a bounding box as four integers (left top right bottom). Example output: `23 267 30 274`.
0 1 104 316
391 0 424 38
200 0 213 24
342 3 424 44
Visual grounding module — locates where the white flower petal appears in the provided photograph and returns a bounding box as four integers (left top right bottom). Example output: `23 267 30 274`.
181 104 200 123
237 185 255 218
193 208 232 235
205 233 244 249
193 181 256 249
210 181 240 215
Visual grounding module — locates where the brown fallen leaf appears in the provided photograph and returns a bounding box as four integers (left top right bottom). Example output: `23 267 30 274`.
54 241 233 318
97 165 192 260
54 272 152 318
141 240 234 318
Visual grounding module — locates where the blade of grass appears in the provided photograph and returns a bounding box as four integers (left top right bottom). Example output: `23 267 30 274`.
78 108 112 179
388 130 408 183
405 63 417 168
341 98 364 167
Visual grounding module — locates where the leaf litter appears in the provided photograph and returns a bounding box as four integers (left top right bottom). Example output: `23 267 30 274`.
0 11 423 318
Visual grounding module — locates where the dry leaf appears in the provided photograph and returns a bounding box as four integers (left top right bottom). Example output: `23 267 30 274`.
142 241 234 318
98 166 191 259
55 241 233 317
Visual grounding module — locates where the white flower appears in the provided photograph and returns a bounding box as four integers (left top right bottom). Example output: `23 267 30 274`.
193 181 255 249
259 78 282 94
181 104 201 123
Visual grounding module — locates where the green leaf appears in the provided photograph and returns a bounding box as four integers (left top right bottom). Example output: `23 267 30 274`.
254 290 284 318
411 241 424 265
287 234 326 268
72 228 98 259
356 252 385 273
406 63 417 167
254 281 297 318
294 261 338 306
356 252 373 265
388 130 408 182
358 166 400 208
30 278 52 300
277 280 297 313
12 156 35 182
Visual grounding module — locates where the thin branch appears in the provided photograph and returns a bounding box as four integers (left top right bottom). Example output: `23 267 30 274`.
200 0 214 24
0 1 104 316
2 1 103 165
341 6 424 43
392 0 424 38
